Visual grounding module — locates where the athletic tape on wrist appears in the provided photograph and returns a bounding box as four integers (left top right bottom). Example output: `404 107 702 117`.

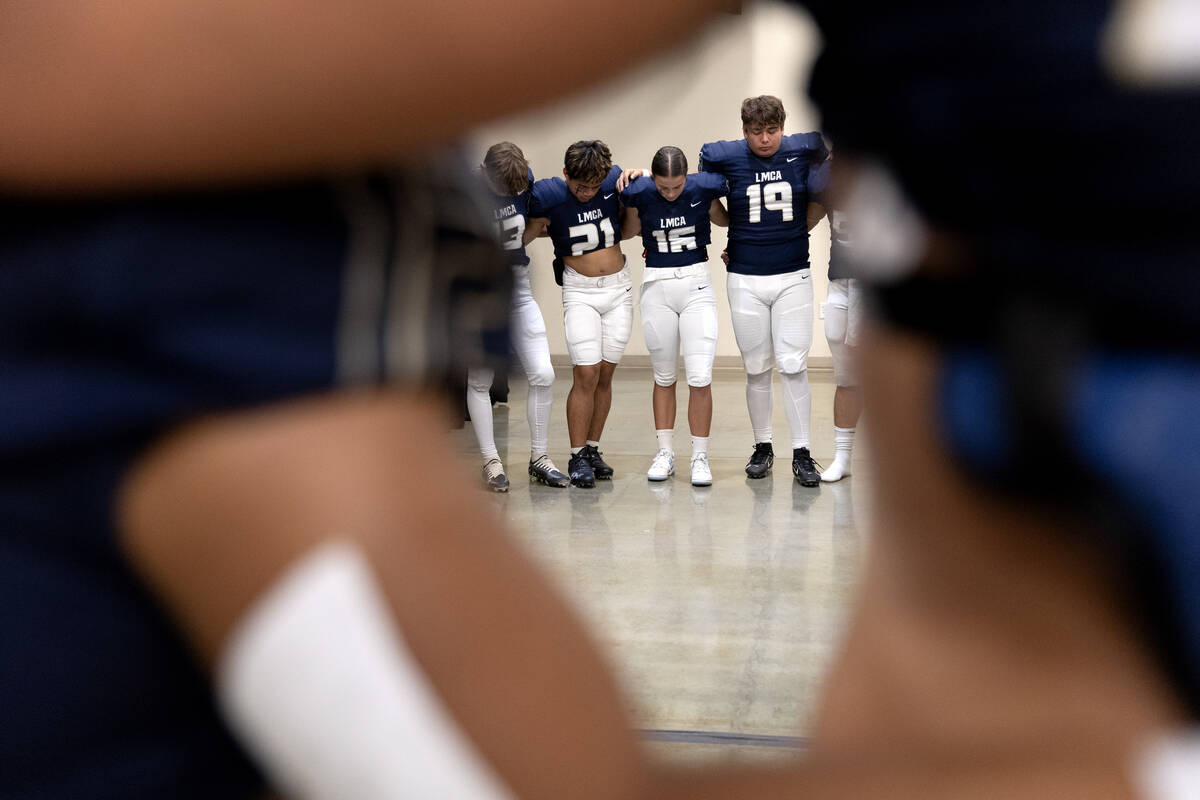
1135 732 1200 799
216 540 513 800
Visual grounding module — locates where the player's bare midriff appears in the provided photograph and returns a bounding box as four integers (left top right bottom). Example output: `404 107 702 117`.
564 244 624 277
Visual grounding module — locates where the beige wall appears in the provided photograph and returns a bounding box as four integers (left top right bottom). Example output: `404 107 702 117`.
468 1 832 367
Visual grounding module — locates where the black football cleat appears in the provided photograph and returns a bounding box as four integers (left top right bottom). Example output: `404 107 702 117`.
568 452 596 488
792 447 821 487
745 442 774 479
528 455 570 488
581 444 614 479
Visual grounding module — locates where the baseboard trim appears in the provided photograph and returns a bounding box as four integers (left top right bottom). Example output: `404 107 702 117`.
546 354 833 373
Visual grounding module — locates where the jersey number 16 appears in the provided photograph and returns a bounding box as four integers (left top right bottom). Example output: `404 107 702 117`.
651 226 697 253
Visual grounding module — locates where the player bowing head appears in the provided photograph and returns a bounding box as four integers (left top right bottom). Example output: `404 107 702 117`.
699 97 828 486
648 145 688 201
741 95 786 158
482 141 532 196
528 139 633 487
620 146 729 486
563 140 613 202
470 141 571 493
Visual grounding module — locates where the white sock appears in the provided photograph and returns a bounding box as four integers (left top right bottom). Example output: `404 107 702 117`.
655 429 674 454
466 380 499 463
691 436 709 458
821 426 855 482
570 446 583 455
779 370 812 450
527 383 552 460
745 371 773 444
586 439 601 449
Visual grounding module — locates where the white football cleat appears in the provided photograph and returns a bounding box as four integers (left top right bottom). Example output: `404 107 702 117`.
646 449 675 481
690 453 713 486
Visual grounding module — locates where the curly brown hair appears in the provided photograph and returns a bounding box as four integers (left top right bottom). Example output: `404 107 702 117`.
740 95 786 129
563 140 612 184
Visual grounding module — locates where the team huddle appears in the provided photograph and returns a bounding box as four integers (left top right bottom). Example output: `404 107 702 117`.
468 95 862 491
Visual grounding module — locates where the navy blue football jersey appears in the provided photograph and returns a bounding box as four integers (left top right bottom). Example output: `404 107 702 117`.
801 0 1200 716
826 209 853 281
802 0 1200 331
481 167 535 267
528 164 623 259
620 172 728 269
807 156 852 280
0 165 509 798
698 133 827 276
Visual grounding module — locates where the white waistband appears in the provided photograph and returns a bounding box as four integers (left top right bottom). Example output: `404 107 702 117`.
1136 732 1200 800
562 263 632 289
642 262 709 284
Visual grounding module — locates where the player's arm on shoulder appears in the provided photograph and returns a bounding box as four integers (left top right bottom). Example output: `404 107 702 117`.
699 171 729 228
0 0 739 192
524 216 550 243
616 168 651 192
697 141 729 174
808 156 832 197
117 391 653 800
807 202 826 231
621 206 642 240
807 131 831 161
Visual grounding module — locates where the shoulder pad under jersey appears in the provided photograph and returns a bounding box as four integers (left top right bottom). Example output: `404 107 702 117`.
620 175 657 206
602 164 623 192
779 131 828 160
529 177 570 217
698 138 744 171
691 171 729 197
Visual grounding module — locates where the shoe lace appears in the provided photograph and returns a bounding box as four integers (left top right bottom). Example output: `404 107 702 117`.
484 459 505 478
796 451 822 473
691 453 710 470
750 445 771 465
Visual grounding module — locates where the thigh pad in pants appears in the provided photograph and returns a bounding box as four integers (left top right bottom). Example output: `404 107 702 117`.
727 273 775 376
824 279 858 386
640 279 681 386
773 271 813 375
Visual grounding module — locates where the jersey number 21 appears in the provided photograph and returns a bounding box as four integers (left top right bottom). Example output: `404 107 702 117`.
569 219 616 256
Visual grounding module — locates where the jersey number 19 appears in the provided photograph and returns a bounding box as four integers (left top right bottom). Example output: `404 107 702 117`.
745 182 793 224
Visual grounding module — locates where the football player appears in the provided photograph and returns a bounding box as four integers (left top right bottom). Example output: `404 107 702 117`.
619 146 729 486
526 140 636 487
809 152 860 482
471 142 570 491
697 96 828 486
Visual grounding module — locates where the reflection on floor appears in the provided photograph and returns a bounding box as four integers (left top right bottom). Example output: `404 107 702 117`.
449 367 869 763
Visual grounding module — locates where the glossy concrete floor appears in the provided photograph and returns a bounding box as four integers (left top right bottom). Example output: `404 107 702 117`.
448 367 870 764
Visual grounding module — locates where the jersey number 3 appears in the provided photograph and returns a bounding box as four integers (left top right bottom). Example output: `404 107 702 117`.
746 182 793 224
497 215 526 250
568 218 616 256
